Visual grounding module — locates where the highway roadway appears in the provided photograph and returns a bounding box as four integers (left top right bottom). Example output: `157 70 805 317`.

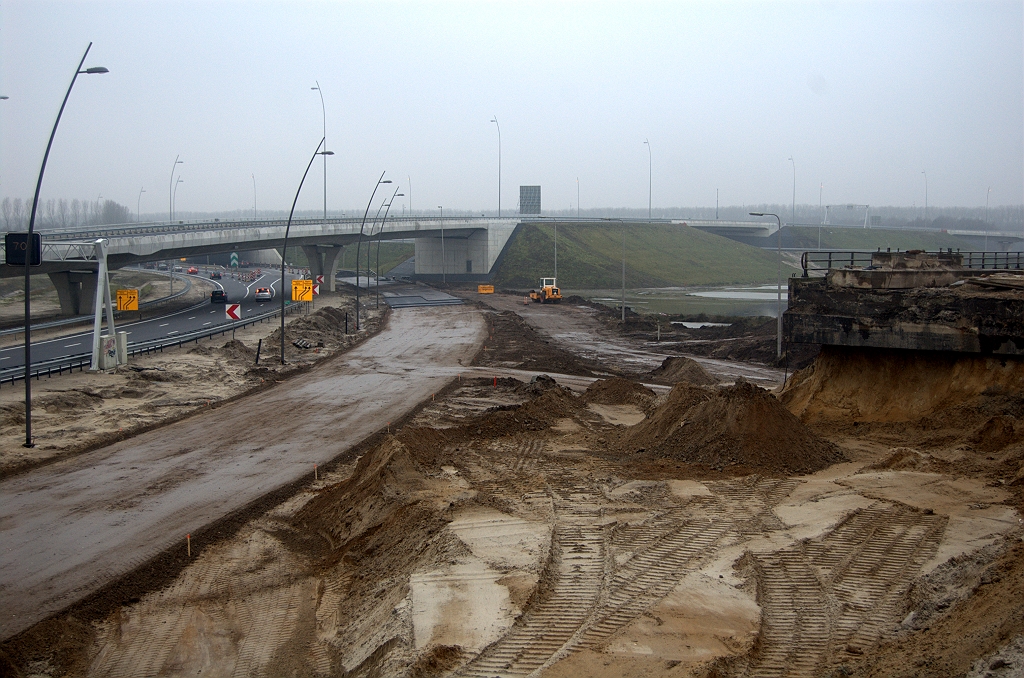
0 304 486 640
0 268 291 371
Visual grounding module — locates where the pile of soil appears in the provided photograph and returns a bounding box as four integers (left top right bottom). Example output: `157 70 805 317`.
473 310 611 377
646 356 717 386
622 381 843 474
454 384 584 439
864 447 952 473
584 377 658 411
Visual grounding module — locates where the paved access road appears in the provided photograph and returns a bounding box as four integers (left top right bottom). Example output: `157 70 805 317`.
0 304 485 640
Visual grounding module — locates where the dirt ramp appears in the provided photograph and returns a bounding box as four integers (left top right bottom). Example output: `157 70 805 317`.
864 447 952 473
623 381 842 474
647 355 718 385
782 346 1024 425
584 377 658 411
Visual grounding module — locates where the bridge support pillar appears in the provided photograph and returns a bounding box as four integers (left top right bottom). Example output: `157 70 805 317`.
301 245 323 282
47 270 98 315
322 246 342 292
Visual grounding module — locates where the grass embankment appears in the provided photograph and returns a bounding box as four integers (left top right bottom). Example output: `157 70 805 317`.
786 226 979 251
283 243 414 275
494 222 793 289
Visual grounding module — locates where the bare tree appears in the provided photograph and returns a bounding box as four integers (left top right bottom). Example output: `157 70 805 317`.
44 199 57 230
11 198 25 229
71 199 81 227
57 199 70 228
100 199 131 225
1 198 11 230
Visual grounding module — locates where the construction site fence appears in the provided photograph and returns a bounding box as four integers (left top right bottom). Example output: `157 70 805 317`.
800 250 1024 277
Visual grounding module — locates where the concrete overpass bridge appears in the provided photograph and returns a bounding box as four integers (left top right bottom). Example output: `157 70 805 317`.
0 215 774 315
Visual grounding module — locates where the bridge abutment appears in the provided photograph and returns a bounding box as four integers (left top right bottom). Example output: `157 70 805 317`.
48 270 98 316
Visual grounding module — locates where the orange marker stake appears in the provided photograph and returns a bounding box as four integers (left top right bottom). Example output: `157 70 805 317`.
314 463 318 481
493 376 497 388
187 534 191 557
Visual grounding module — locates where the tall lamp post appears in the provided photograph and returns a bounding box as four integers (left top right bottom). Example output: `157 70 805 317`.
985 186 992 251
788 156 796 226
921 170 928 220
750 212 783 360
172 177 183 221
600 218 626 322
280 137 326 364
438 206 445 284
22 42 107 447
311 81 329 220
644 139 652 220
576 177 580 219
491 116 501 217
169 155 183 222
375 187 404 307
355 173 391 330
137 187 145 222
252 174 257 220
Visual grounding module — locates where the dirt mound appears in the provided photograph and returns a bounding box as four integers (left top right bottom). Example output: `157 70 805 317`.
864 447 952 473
647 356 717 385
36 390 103 413
473 310 609 377
622 381 843 474
219 339 257 362
782 346 1024 425
456 385 583 438
584 377 657 410
968 416 1021 453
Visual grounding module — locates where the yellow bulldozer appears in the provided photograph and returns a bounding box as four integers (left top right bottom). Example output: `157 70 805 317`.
529 277 562 303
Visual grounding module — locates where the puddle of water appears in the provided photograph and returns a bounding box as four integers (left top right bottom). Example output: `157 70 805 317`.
579 285 793 317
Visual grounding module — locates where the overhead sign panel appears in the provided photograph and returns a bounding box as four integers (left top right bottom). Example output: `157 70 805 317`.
292 279 314 302
116 289 139 311
5 232 42 266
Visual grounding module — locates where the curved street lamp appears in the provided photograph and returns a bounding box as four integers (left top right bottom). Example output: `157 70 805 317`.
491 116 501 217
375 188 404 307
644 139 651 220
750 211 783 360
355 173 391 330
22 42 107 447
172 177 183 221
788 156 796 226
137 187 145 222
280 137 326 364
169 155 183 222
438 205 445 285
311 82 329 220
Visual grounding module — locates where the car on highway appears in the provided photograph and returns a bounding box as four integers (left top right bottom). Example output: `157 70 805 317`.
187 266 198 274
210 272 222 280
211 290 227 303
254 287 273 301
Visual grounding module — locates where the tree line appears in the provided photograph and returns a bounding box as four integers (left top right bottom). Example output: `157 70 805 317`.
1 197 133 231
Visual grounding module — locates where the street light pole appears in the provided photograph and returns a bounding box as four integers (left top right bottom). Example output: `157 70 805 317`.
22 42 107 447
408 175 412 214
788 156 796 226
644 139 651 220
252 174 257 220
750 212 783 360
311 82 328 220
491 116 501 217
576 177 580 219
922 170 928 220
355 173 391 331
438 206 445 284
137 187 145 222
169 155 183 222
280 137 326 364
375 188 404 308
172 177 183 221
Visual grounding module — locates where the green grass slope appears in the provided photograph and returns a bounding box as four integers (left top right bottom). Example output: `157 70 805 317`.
494 223 792 289
786 226 979 251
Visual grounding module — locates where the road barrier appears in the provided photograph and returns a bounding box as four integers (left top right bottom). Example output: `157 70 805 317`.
0 301 305 387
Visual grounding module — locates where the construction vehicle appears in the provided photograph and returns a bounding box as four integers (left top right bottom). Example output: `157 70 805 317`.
529 277 562 303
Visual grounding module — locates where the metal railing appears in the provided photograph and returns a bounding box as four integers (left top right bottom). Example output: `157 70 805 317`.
0 301 306 387
800 250 1024 277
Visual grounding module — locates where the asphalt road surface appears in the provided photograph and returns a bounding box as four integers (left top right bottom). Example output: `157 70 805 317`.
0 269 290 370
0 304 485 640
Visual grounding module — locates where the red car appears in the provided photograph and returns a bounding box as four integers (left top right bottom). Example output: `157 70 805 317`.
187 266 198 274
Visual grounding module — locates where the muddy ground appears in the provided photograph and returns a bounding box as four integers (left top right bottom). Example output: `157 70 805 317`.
1 293 1023 678
0 289 385 478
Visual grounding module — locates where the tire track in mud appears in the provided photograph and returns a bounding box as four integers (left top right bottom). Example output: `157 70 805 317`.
456 475 785 677
745 501 947 677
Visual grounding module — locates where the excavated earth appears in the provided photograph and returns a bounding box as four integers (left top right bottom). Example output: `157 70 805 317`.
1 295 1023 678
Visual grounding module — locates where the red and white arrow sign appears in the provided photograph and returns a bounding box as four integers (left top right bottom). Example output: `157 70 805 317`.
312 283 320 295
315 275 324 284
225 303 241 321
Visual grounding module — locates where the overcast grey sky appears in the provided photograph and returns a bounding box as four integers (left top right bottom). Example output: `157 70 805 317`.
1 1 1021 217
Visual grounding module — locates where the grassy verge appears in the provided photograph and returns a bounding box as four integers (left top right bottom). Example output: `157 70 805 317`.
786 226 979 251
494 222 794 289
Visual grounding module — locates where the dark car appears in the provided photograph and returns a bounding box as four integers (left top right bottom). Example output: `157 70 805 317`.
211 290 227 303
210 272 222 280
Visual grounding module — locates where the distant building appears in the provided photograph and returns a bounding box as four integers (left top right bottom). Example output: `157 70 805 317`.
520 186 541 215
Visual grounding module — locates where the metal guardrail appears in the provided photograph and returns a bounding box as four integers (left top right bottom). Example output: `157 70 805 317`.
0 302 305 387
800 250 1024 277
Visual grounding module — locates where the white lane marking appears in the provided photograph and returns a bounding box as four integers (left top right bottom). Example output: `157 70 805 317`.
167 331 179 335
159 323 169 327
0 356 9 361
187 316 195 320
202 322 212 326
64 342 82 348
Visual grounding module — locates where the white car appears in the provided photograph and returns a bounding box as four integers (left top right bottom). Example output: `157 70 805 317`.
254 287 273 301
